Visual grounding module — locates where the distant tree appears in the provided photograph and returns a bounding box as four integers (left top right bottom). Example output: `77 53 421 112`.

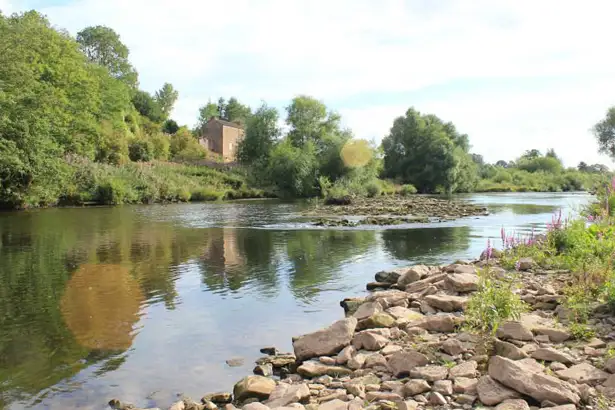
237 103 279 164
286 95 341 148
522 149 542 160
197 101 220 129
224 97 251 125
495 160 509 168
577 161 589 172
471 153 485 166
76 25 138 88
593 107 615 160
588 163 610 173
132 90 164 123
545 148 560 160
217 97 226 119
154 83 178 118
162 119 179 135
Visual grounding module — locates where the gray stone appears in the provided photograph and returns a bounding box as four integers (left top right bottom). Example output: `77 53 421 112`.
397 400 418 410
202 393 232 404
316 399 348 410
405 273 447 293
226 358 245 367
352 330 389 351
428 392 447 406
293 318 358 361
353 302 383 320
453 377 478 395
397 265 430 287
242 404 270 410
387 350 429 377
406 313 460 333
297 361 353 378
555 362 610 384
253 364 273 377
336 346 355 365
347 354 367 370
496 321 534 341
494 399 530 410
494 339 528 360
545 406 577 410
488 356 580 405
517 257 534 271
266 383 310 408
319 357 337 366
365 391 403 402
533 327 571 343
404 379 431 396
476 376 521 406
441 338 467 356
549 362 567 372
233 376 276 402
604 357 615 373
449 361 478 379
364 353 387 369
409 365 449 381
424 294 468 312
445 273 479 292
531 348 574 365
455 394 476 405
376 269 404 284
386 306 424 321
432 380 453 395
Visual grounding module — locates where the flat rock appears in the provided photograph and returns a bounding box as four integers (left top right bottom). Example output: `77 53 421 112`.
387 350 429 377
445 273 479 292
376 268 405 284
449 360 478 379
353 302 383 320
357 312 396 330
406 313 460 333
441 338 467 356
409 365 448 381
546 406 577 410
432 380 453 395
476 375 521 406
352 330 389 351
365 391 403 402
386 306 424 321
555 362 610 384
517 358 545 374
404 379 431 396
316 399 348 410
496 322 534 341
604 357 615 373
297 361 353 378
242 404 270 410
405 273 447 293
397 265 430 287
488 356 580 405
202 393 232 404
454 377 478 394
531 348 574 364
495 339 528 360
533 327 570 343
424 294 468 312
428 392 447 406
364 353 387 369
336 346 355 365
494 399 530 410
517 257 534 271
293 318 357 361
266 383 310 408
233 376 276 402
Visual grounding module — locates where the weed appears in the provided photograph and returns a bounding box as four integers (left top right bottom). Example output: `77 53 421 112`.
569 322 596 341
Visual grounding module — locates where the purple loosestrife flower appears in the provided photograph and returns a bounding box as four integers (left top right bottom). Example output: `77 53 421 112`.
515 260 521 271
486 239 492 260
501 227 506 248
588 215 595 222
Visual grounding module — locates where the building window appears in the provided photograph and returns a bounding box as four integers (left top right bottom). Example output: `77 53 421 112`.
229 142 233 150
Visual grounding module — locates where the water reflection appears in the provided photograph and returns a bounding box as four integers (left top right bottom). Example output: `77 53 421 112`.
382 226 471 262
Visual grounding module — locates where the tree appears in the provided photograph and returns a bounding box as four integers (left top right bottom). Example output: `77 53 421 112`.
76 25 138 88
154 83 178 118
286 96 341 148
522 149 542 160
577 161 588 172
495 160 509 168
224 97 251 125
593 107 615 160
197 101 219 129
131 90 164 123
217 98 226 119
162 119 179 135
471 153 485 166
237 103 280 164
545 148 560 160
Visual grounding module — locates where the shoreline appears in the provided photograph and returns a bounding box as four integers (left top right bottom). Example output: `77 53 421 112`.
110 250 615 410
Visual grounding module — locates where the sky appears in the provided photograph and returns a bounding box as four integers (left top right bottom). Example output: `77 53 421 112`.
2 0 615 168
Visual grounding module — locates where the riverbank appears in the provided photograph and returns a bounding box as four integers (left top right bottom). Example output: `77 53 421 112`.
109 221 615 410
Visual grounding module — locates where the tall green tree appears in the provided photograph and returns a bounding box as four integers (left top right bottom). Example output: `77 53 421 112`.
286 96 341 148
76 25 138 88
131 90 164 123
593 107 615 161
224 97 251 125
197 101 219 129
154 83 178 118
237 103 280 164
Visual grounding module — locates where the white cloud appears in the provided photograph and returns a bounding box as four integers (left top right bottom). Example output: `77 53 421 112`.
5 0 615 166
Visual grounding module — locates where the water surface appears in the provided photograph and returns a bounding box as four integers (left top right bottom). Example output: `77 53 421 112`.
0 193 590 409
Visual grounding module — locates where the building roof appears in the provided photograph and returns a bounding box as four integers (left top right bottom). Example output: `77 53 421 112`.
207 117 244 129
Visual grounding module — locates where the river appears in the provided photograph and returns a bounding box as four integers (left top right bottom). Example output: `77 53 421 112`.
0 192 590 409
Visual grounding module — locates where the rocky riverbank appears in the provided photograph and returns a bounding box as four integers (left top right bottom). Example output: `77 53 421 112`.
110 255 615 410
304 197 489 227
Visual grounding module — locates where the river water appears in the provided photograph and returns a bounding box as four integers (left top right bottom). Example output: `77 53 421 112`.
0 193 590 409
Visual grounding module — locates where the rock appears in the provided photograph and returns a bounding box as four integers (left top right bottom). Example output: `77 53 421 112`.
344 382 365 398
223 405 238 410
432 380 453 395
387 350 430 377
407 313 460 333
293 318 357 361
397 400 418 410
347 353 366 370
445 273 479 292
254 364 273 377
316 390 347 403
517 358 545 374
449 361 478 379
488 356 580 405
202 393 232 404
352 330 389 351
319 357 338 366
227 358 245 367
168 402 186 410
297 361 353 378
531 348 574 364
454 378 478 394
376 269 405 284
199 402 216 410
364 353 387 369
346 398 363 410
476 376 521 406
441 338 467 356
397 265 430 287
549 362 567 372
382 345 402 355
336 346 355 365
242 404 269 410
340 298 366 315
366 282 392 290
405 274 447 293
410 365 449 381
404 379 431 396
555 362 609 384
424 295 468 312
533 328 571 343
366 391 403 401
234 376 276 402
517 257 534 271
257 355 297 368
495 339 528 360
494 399 530 410
545 406 576 410
428 392 447 406
386 306 424 321
316 399 348 410
265 383 310 408
496 322 534 341
353 302 383 320
357 312 396 330
604 358 615 373
455 394 476 405
260 347 278 356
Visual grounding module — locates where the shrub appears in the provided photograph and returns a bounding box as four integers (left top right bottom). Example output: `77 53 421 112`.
365 181 381 198
465 268 527 334
191 187 224 201
569 322 596 341
399 184 417 196
128 139 154 162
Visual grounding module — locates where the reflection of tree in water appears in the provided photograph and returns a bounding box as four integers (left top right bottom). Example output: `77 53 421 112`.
200 228 279 296
382 227 471 263
0 208 205 407
284 230 376 302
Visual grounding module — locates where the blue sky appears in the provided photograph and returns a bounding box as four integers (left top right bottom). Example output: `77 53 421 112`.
2 0 615 167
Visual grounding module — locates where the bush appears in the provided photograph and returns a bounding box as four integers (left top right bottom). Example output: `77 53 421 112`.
465 268 527 334
365 181 381 198
191 187 224 201
128 139 154 162
399 184 417 196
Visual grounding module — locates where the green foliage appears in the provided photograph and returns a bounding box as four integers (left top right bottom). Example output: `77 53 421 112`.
286 95 341 148
223 97 252 125
162 119 179 134
132 90 165 123
399 184 418 196
197 101 220 129
365 181 381 198
267 140 319 197
154 83 178 118
128 139 154 162
593 106 615 161
465 268 527 334
169 127 207 161
569 322 596 341
237 103 280 164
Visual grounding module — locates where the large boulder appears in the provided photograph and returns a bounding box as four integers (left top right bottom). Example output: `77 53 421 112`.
424 295 468 312
233 376 276 402
386 306 424 321
357 312 396 330
530 348 574 365
353 301 383 320
375 268 406 284
476 375 521 406
494 339 528 360
409 365 448 381
555 362 610 384
488 356 580 405
352 330 389 351
293 317 357 361
297 361 353 378
405 273 447 293
445 273 479 292
495 321 533 341
265 383 310 408
386 350 429 377
533 327 571 343
494 399 530 410
397 265 430 287
406 313 460 333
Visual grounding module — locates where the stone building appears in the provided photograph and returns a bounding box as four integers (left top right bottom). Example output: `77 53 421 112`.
199 118 245 162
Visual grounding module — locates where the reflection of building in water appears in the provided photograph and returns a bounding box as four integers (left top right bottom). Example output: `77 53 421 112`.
61 264 144 350
201 229 246 274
